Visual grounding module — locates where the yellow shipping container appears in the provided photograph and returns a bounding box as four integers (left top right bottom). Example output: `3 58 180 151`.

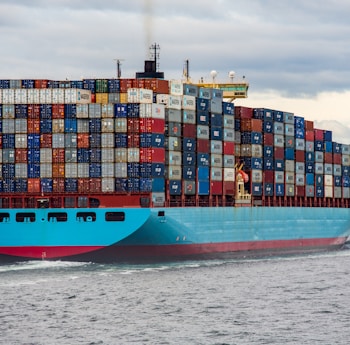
119 93 128 103
95 93 109 104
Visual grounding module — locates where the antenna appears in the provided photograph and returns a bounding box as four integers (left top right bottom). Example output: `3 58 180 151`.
114 59 124 79
210 70 218 84
183 59 190 82
149 43 160 71
229 71 235 82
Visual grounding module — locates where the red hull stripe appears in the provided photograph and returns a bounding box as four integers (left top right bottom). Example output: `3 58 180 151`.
0 246 105 259
0 237 346 260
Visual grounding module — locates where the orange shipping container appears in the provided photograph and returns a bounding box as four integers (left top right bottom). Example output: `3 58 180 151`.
15 149 28 163
27 105 40 119
52 163 65 177
52 104 65 119
27 119 40 133
90 178 102 193
77 133 90 148
95 93 109 104
27 178 41 193
41 134 52 148
78 178 90 193
52 148 65 163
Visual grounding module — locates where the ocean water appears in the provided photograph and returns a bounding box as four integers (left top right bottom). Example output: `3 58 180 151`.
1 250 350 345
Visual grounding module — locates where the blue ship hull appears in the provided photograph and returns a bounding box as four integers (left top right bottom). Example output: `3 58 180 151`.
0 206 349 262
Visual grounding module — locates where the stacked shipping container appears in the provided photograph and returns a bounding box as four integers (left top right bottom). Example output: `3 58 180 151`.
0 78 349 208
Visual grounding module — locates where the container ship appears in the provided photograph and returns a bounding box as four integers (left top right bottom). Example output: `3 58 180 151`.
0 46 350 263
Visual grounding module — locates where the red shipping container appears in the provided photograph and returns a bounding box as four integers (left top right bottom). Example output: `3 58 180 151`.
333 153 342 165
127 134 140 148
52 148 65 163
27 119 40 133
305 130 314 141
89 178 101 193
183 124 196 137
235 106 253 119
305 120 314 131
52 104 65 119
27 104 40 119
274 147 284 159
296 186 305 197
139 118 165 133
140 148 165 163
34 79 49 88
263 171 274 183
78 178 90 193
148 79 169 94
0 134 2 148
77 133 90 148
127 118 140 133
264 133 274 146
314 129 324 141
295 150 305 162
91 94 96 103
40 134 52 148
324 152 333 164
134 79 145 88
197 139 210 153
119 78 134 93
223 142 235 155
53 178 65 193
27 178 41 193
15 149 28 163
223 181 235 195
210 181 223 195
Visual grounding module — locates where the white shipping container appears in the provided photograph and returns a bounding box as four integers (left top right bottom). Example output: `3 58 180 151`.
210 140 222 154
211 167 223 181
128 147 140 163
14 89 27 104
27 89 40 104
101 177 115 192
0 149 2 164
342 154 350 166
156 94 168 105
40 148 52 163
127 88 153 104
334 164 342 176
15 163 27 178
274 134 284 147
152 192 165 206
2 119 15 133
89 103 101 118
324 163 333 175
169 80 183 96
101 118 114 133
305 141 314 152
152 103 165 119
15 119 27 133
140 104 152 118
77 119 90 133
65 163 78 178
40 89 52 103
166 165 182 179
2 89 15 104
223 155 235 168
78 163 89 178
223 167 235 181
52 89 65 104
211 154 223 167
182 109 196 124
197 125 209 139
76 104 89 118
52 119 65 133
102 148 115 163
115 118 127 133
334 186 342 199
101 103 114 118
167 95 182 110
223 128 235 142
251 144 263 158
315 162 324 174
182 95 196 110
0 89 2 103
324 174 333 186
15 134 27 149
295 173 305 186
166 151 182 166
101 133 114 148
115 162 127 177
285 160 295 172
52 134 65 148
295 138 305 151
115 148 127 163
315 151 324 162
275 171 284 183
65 89 91 104
325 186 333 198
285 172 295 184
102 163 114 178
295 162 305 174
251 169 263 183
40 163 52 178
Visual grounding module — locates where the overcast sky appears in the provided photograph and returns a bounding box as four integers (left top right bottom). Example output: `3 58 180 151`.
1 0 350 142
